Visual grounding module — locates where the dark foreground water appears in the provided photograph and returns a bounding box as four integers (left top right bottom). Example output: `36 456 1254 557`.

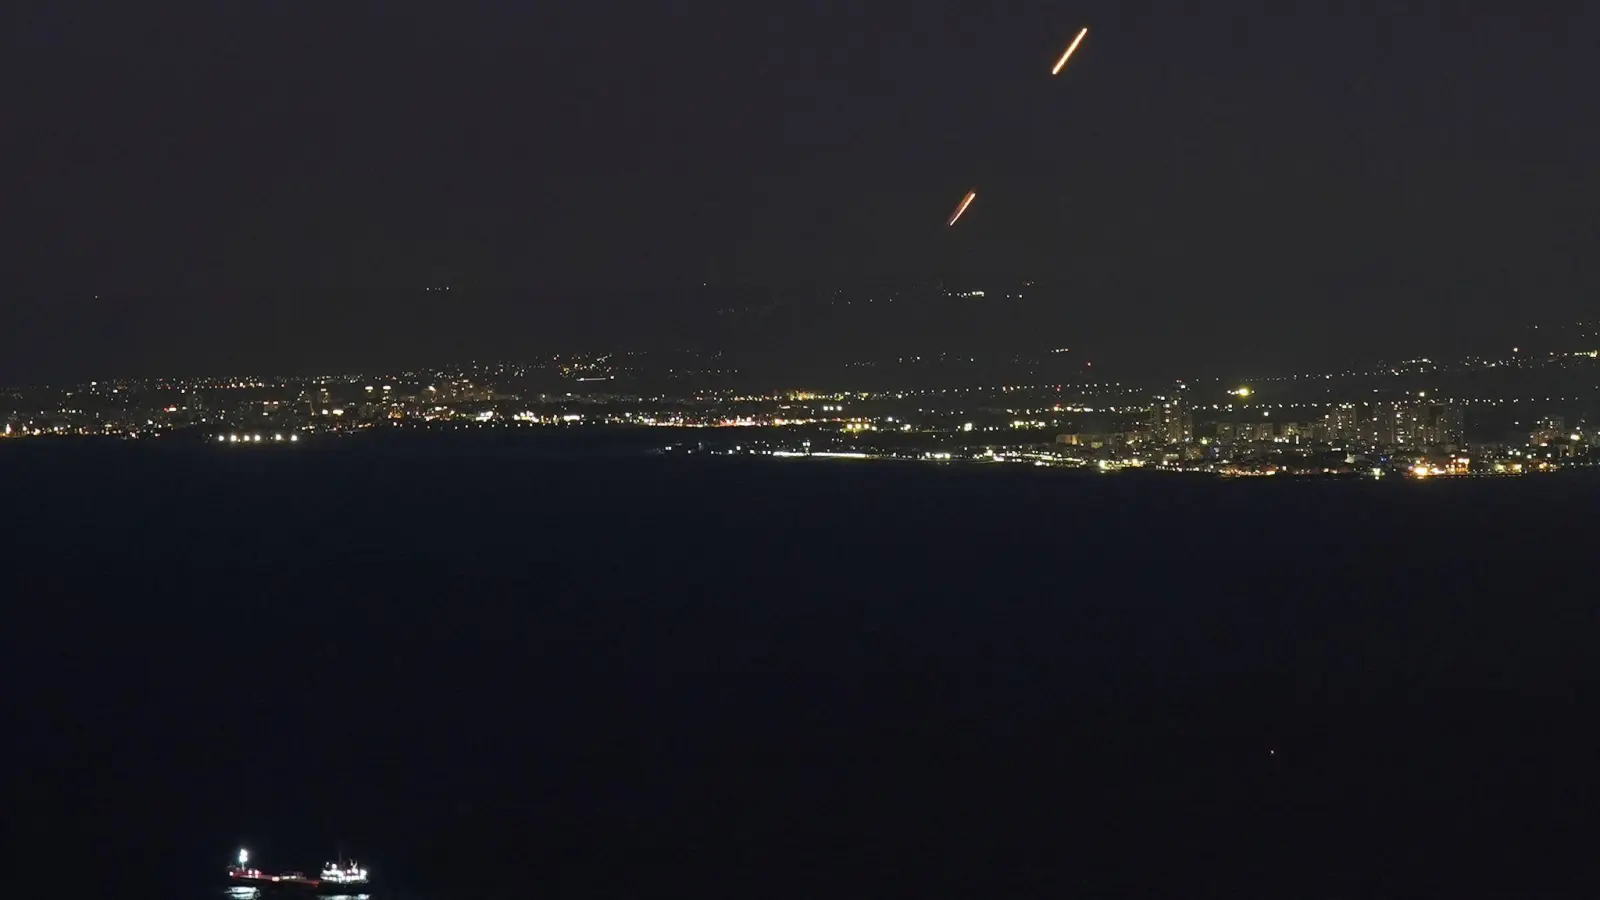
6 438 1600 898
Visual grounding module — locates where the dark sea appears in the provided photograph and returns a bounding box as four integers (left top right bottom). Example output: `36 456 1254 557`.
7 435 1600 898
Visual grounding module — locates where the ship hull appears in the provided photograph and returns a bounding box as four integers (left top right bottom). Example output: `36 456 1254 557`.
230 878 317 891
229 878 371 895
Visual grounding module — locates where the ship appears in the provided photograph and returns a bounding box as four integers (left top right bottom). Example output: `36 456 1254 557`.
316 858 371 894
226 848 370 895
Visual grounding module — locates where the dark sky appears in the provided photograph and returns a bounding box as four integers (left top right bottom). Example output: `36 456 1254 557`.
3 0 1597 380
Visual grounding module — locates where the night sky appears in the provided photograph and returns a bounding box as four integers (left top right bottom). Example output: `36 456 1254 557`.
3 0 1597 380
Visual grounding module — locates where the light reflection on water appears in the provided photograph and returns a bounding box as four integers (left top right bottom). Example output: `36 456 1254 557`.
224 883 369 890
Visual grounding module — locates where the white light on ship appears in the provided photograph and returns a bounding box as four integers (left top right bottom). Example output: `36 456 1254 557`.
239 849 249 865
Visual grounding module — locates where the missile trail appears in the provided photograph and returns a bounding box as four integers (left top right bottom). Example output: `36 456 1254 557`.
1051 27 1088 76
940 26 1086 230
947 189 977 227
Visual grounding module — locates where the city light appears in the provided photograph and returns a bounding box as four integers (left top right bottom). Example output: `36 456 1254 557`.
0 344 1591 477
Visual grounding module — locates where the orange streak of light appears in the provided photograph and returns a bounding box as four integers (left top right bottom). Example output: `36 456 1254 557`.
947 190 977 227
1051 27 1089 76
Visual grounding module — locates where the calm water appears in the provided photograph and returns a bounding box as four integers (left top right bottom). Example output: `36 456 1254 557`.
8 439 1600 897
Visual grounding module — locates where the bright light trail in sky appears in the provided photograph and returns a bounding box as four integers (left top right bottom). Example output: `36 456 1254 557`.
947 189 977 227
1051 27 1089 76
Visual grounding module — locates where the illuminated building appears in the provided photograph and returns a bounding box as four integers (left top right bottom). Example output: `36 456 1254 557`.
1432 405 1465 448
1148 395 1193 445
1362 404 1397 446
1323 404 1360 442
1530 416 1566 445
1219 420 1273 443
1365 401 1464 449
1278 421 1314 443
1055 431 1137 450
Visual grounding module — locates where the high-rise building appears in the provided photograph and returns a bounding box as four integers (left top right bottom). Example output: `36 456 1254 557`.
1279 421 1314 443
1363 403 1398 446
1367 401 1465 448
1531 416 1566 445
1324 404 1361 442
1393 402 1429 447
1148 395 1193 445
1244 420 1275 443
1433 404 1464 447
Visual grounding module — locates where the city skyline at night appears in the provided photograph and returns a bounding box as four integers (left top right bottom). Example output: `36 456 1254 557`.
10 3 1600 895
